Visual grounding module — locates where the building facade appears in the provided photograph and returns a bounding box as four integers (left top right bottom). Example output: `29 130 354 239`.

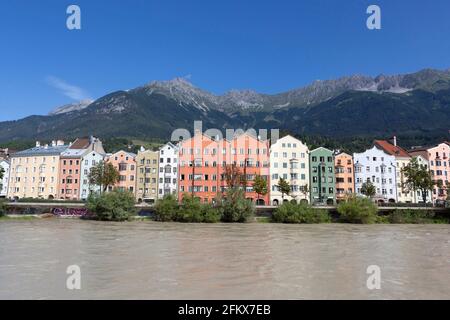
57 149 84 200
136 148 159 203
409 142 450 203
374 139 414 203
270 135 309 205
178 133 224 203
0 160 10 198
106 151 137 194
354 146 397 203
158 142 179 199
309 147 336 205
7 141 68 199
80 151 105 199
178 132 270 205
57 137 105 200
334 152 355 202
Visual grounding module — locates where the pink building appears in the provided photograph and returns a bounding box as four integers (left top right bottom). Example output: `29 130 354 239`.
409 142 450 203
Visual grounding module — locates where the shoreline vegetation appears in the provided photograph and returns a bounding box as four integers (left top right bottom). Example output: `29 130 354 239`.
1 192 449 224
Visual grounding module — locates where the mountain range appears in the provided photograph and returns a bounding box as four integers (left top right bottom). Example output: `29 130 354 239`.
1 68 449 144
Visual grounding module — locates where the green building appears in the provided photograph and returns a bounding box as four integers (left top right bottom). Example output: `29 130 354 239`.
309 147 336 205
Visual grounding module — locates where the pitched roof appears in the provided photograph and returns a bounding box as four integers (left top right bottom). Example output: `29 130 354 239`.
408 141 450 153
69 137 91 149
374 140 410 158
13 145 69 157
61 149 88 158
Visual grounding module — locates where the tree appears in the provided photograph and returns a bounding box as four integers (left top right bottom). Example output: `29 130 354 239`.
402 157 435 204
224 164 246 189
253 175 268 204
360 181 376 198
277 178 291 200
0 166 4 193
300 184 309 201
88 161 120 193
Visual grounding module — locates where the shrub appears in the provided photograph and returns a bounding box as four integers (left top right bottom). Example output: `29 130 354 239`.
154 195 179 221
176 196 204 222
201 204 222 223
272 202 331 224
0 200 7 217
337 196 378 224
154 194 221 223
388 209 435 224
220 188 255 222
86 190 136 221
375 215 390 224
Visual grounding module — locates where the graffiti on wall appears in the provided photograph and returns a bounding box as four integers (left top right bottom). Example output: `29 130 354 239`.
52 208 89 216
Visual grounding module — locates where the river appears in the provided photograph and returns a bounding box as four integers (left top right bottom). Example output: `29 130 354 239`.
0 219 449 299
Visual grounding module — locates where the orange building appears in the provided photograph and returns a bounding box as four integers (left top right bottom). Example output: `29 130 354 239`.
334 152 355 202
178 132 270 205
106 151 137 194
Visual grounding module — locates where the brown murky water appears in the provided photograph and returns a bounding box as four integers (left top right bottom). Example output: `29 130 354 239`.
0 219 449 299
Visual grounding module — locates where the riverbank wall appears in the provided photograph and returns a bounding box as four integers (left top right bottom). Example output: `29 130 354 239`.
4 202 450 218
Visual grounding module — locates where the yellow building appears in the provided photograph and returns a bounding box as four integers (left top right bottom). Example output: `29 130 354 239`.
7 141 68 200
135 148 159 203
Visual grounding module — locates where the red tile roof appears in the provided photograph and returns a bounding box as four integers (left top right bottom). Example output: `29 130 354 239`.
69 137 90 149
374 140 410 158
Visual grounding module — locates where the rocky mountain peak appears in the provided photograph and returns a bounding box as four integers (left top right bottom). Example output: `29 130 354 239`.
48 99 93 115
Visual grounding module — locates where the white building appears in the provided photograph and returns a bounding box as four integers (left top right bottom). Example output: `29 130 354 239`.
158 142 179 199
374 139 414 203
269 135 310 205
354 146 398 203
80 151 105 199
0 160 10 198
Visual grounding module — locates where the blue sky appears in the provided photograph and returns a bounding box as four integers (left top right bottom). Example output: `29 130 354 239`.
0 0 449 121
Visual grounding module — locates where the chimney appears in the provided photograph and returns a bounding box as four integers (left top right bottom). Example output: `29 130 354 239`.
393 136 397 147
57 140 65 146
51 140 56 147
44 144 49 149
36 141 41 147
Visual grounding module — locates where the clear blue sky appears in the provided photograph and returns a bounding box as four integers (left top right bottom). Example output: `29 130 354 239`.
0 0 449 121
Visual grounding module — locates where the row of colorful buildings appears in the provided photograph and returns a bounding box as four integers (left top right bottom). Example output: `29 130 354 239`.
0 134 449 205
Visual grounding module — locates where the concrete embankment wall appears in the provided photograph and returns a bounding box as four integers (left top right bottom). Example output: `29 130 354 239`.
5 203 449 218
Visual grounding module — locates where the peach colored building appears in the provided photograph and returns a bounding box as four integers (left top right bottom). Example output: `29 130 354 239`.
106 150 137 194
7 141 68 200
409 142 450 203
178 132 270 205
58 150 83 200
334 152 355 202
229 132 270 205
178 133 224 203
57 137 105 200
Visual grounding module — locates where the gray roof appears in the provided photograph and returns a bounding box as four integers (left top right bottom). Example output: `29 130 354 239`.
12 145 69 157
61 149 87 158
